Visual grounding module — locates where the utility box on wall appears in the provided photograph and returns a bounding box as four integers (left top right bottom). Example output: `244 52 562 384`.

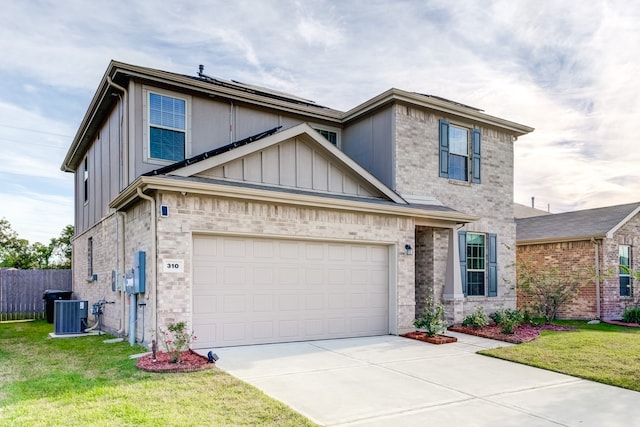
133 251 145 293
54 300 88 334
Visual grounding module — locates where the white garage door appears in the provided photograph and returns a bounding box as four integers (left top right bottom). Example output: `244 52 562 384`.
192 235 389 348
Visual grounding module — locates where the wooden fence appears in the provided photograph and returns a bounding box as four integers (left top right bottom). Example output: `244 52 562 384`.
0 269 72 321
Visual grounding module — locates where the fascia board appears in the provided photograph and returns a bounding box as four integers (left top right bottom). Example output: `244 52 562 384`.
61 63 117 172
516 235 606 246
344 89 534 136
113 64 344 121
605 207 640 239
111 176 477 223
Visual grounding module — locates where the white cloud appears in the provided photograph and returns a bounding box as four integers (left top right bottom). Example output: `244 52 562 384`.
1 0 640 246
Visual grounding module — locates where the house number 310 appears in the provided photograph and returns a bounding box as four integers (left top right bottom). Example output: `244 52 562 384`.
163 259 184 273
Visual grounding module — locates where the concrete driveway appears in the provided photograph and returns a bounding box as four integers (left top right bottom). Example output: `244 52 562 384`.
204 332 640 426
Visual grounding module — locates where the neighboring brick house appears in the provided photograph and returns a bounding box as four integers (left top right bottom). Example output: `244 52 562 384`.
516 202 640 320
61 60 532 348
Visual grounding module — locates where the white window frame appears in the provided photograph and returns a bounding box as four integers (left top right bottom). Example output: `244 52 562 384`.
311 123 341 148
466 232 486 296
620 245 632 297
143 86 192 165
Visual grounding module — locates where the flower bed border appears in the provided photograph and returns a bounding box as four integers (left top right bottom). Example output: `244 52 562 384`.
136 350 215 373
401 331 457 344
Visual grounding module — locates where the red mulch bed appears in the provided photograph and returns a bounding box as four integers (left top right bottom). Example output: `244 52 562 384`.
136 350 215 373
401 331 457 344
448 323 577 344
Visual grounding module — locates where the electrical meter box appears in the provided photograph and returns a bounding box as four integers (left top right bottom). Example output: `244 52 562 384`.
133 250 146 293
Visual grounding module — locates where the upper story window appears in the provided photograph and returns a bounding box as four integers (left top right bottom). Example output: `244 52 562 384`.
439 119 481 183
83 157 89 204
313 125 340 147
148 91 187 162
619 245 631 296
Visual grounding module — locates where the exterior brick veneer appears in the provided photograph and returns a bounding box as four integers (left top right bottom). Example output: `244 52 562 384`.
395 105 518 321
517 212 640 320
73 191 416 343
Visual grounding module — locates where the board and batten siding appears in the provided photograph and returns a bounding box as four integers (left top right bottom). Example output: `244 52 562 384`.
195 137 380 198
342 106 394 190
75 104 123 235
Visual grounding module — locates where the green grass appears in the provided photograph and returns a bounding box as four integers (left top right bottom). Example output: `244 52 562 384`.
0 321 317 427
480 320 640 391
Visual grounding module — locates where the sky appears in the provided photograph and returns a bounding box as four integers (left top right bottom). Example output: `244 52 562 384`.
1 0 639 244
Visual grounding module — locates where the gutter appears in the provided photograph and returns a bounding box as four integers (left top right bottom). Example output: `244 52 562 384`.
342 89 535 136
111 176 479 224
516 234 608 246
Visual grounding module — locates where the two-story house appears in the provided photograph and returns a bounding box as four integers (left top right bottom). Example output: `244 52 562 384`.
61 61 533 348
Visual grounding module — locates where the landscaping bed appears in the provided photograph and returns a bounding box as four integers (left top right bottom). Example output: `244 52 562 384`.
449 323 577 344
136 349 214 373
401 331 457 344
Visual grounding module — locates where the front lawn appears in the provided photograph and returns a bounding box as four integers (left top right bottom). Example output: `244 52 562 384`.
479 320 640 392
0 320 316 427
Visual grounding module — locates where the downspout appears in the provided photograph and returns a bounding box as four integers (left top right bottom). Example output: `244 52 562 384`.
591 237 601 319
106 76 129 186
107 76 129 336
116 211 127 335
136 188 157 346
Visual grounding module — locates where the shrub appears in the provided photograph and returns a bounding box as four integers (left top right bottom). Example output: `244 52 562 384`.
622 307 640 324
413 296 448 337
160 321 197 363
517 258 589 324
462 306 489 329
490 308 524 335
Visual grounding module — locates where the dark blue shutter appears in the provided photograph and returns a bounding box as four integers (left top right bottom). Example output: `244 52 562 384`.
488 233 498 297
471 128 481 183
458 231 467 297
439 120 449 178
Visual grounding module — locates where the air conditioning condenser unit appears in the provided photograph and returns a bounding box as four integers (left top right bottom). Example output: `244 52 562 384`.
54 300 88 334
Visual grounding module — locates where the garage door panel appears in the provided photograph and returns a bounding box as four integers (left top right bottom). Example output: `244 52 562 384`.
279 242 300 259
252 322 274 339
193 235 389 348
279 320 299 337
305 319 324 336
304 295 324 310
223 322 246 341
350 246 368 262
193 295 217 313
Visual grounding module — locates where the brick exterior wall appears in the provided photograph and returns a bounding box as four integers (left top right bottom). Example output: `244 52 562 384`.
516 214 640 321
74 190 416 346
72 203 154 341
394 104 517 320
516 241 598 319
600 215 640 319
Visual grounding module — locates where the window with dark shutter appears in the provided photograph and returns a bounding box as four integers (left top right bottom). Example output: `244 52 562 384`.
438 120 481 183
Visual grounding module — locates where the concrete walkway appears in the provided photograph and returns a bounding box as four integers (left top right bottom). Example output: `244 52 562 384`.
205 332 640 426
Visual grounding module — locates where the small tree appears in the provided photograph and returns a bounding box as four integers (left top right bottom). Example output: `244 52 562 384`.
517 258 591 324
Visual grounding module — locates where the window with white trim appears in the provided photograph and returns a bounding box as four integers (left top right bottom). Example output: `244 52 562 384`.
87 237 93 278
439 120 481 183
148 92 187 162
458 231 498 297
620 245 631 297
313 125 340 147
466 233 486 296
83 157 89 204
